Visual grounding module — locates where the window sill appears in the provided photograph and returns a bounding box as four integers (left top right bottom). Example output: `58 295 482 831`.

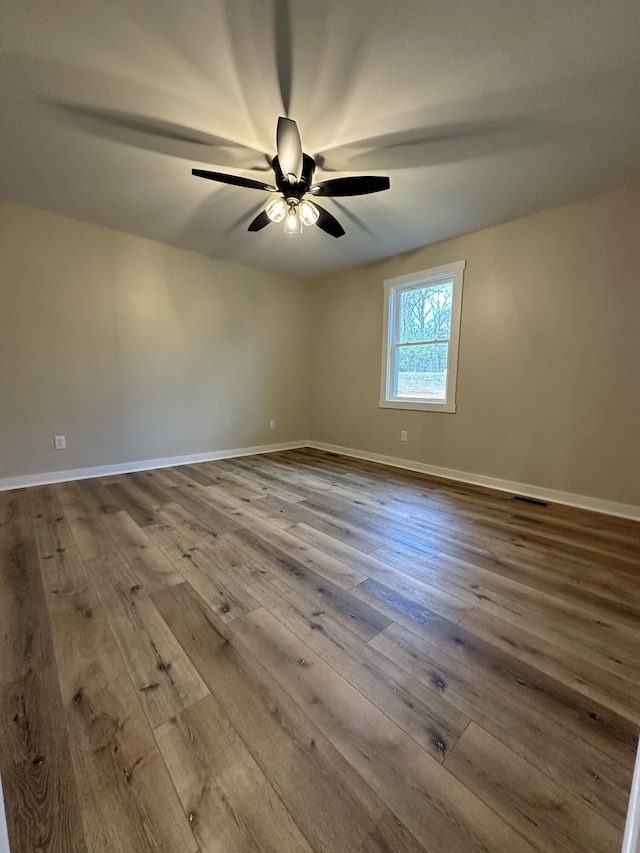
379 399 457 413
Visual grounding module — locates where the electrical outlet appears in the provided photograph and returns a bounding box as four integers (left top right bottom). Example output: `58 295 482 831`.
54 435 66 450
400 430 407 442
269 420 276 430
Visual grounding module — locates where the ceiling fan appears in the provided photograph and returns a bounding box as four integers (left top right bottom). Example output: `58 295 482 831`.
192 117 390 238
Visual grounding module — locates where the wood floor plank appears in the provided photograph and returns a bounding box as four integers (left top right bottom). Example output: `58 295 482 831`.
141 517 203 565
460 606 640 723
223 531 391 641
389 551 640 682
155 695 314 852
423 550 640 631
196 462 305 510
291 449 442 496
356 580 638 766
475 514 640 566
350 576 469 633
173 464 223 487
84 549 209 728
538 551 640 608
359 810 427 853
151 581 386 852
145 522 260 622
386 511 543 565
127 468 180 494
232 561 469 761
288 522 463 612
227 518 367 589
41 546 198 852
445 722 620 853
0 488 30 524
99 510 184 591
309 480 415 522
464 510 639 571
195 535 253 573
508 506 640 547
192 482 296 531
298 492 398 537
2 449 638 853
162 481 240 538
253 493 387 553
278 452 435 509
370 622 633 827
31 497 93 599
0 518 88 853
157 500 223 544
230 606 538 853
228 454 342 496
127 471 177 507
212 459 310 505
76 478 124 516
55 482 108 561
99 479 166 528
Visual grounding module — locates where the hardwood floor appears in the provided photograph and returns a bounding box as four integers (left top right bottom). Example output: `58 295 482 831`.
0 448 638 852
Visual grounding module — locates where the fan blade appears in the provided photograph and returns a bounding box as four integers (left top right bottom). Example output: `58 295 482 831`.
277 117 303 182
314 203 345 238
248 210 272 232
192 169 276 191
310 176 390 197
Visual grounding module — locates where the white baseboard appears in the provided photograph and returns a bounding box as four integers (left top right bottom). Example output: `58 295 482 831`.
3 438 638 521
0 440 309 492
308 441 640 521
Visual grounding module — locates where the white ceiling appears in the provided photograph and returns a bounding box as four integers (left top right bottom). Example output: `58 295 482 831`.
1 0 640 278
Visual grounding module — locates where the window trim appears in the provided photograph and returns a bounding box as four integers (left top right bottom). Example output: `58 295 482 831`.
379 260 466 413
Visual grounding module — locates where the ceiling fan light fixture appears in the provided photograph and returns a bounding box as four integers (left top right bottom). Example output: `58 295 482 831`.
266 197 287 223
192 117 390 239
299 199 319 226
283 200 302 235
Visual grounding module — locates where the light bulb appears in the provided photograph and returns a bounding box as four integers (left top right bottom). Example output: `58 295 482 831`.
299 200 319 226
266 197 286 223
283 202 302 235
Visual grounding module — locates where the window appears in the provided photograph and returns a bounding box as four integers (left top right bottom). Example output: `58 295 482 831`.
380 260 465 413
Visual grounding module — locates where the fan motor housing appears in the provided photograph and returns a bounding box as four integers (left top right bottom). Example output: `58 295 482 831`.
272 153 316 199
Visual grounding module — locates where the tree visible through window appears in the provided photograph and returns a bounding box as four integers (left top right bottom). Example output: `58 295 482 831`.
396 282 453 400
380 261 465 413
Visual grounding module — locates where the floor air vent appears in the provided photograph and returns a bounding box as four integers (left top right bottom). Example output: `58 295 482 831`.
513 495 548 507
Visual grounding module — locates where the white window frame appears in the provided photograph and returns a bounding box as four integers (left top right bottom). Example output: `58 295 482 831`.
380 260 465 413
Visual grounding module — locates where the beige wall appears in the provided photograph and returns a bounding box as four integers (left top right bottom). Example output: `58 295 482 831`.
309 186 640 507
2 188 639 508
0 202 310 479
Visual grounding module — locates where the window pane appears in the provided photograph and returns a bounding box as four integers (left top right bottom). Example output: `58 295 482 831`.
398 282 453 343
395 343 448 400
